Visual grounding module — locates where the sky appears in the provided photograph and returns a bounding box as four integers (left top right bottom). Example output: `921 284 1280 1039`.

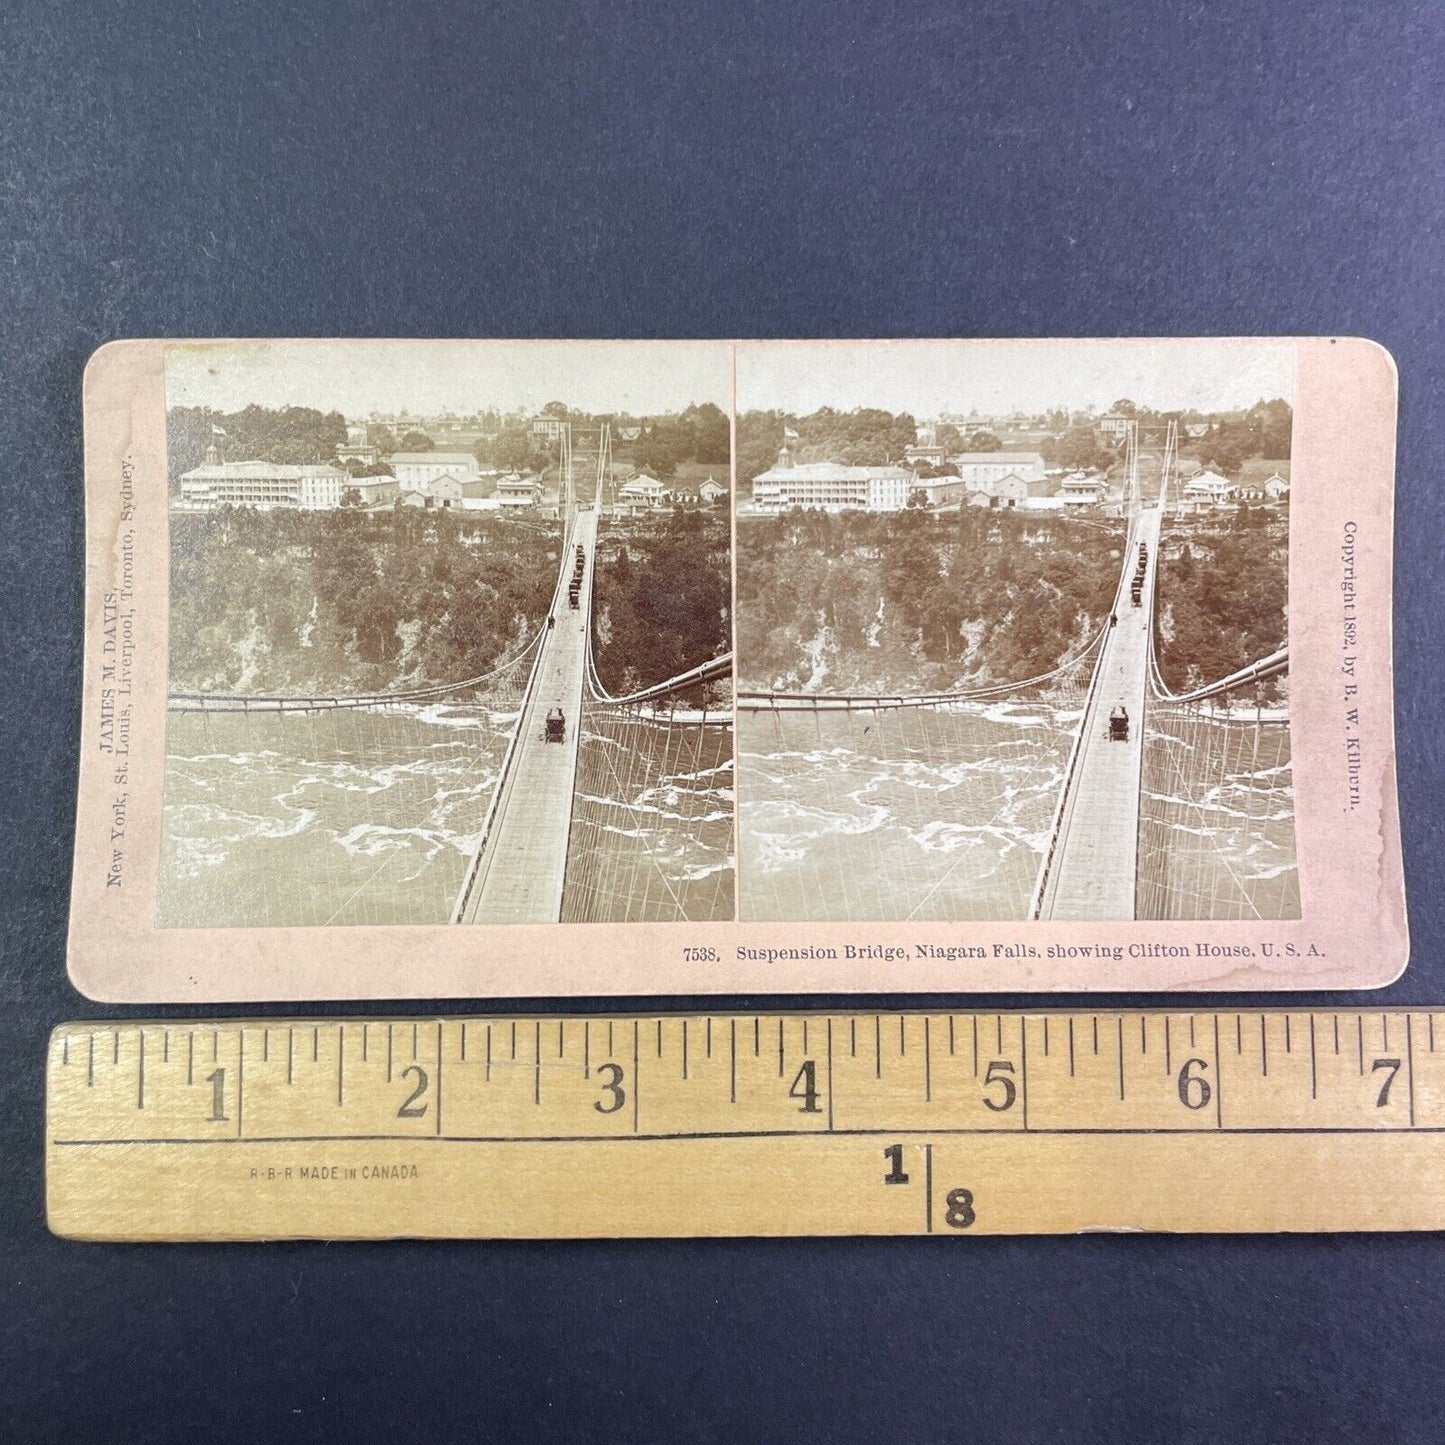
164 339 732 417
735 339 1296 417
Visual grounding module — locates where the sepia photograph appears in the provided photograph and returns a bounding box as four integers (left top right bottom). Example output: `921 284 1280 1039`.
735 339 1298 924
156 340 734 928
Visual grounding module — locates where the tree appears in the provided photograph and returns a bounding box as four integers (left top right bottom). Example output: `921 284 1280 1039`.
965 430 1000 453
367 424 397 456
1111 399 1138 417
541 400 570 419
936 423 964 451
400 430 434 452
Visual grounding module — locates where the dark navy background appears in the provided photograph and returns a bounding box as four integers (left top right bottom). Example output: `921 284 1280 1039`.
3 2 1442 1439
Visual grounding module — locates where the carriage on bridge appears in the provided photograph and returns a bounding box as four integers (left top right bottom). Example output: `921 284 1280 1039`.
545 707 566 743
1108 705 1130 742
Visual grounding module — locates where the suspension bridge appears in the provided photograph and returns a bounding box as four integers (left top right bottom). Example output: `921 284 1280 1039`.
161 423 735 929
737 421 1298 924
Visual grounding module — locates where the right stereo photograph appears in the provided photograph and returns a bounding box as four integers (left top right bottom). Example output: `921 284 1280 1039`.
734 338 1298 925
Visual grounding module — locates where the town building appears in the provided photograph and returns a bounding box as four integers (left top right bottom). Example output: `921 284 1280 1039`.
178 453 350 511
1059 471 1108 506
530 415 567 441
1183 469 1236 504
1264 472 1290 500
391 451 481 494
953 451 1046 490
335 423 379 467
497 474 544 509
751 446 912 512
1097 413 1134 441
343 475 399 507
698 478 728 506
618 474 669 509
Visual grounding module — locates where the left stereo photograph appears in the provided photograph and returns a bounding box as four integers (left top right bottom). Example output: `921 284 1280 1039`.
75 340 736 995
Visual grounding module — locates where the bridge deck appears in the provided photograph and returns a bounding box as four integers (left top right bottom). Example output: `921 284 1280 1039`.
1035 505 1163 921
456 508 597 924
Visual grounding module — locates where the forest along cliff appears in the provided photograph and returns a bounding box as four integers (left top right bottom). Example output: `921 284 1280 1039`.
736 508 1122 695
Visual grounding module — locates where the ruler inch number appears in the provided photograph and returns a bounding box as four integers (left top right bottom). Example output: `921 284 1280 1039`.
46 1010 1445 1241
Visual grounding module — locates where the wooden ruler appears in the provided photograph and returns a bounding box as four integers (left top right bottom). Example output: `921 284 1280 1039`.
46 1010 1445 1240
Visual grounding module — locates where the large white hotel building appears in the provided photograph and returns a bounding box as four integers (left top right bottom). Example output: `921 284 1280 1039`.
750 446 912 513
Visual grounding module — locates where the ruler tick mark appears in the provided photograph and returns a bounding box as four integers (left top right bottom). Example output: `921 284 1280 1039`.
1140 1017 1147 1055
949 1016 955 1057
1333 1015 1339 1054
1213 1014 1224 1129
288 1029 294 1086
899 1016 905 1057
1092 1016 1099 1055
923 1018 931 1103
412 1023 419 1061
582 1021 588 1078
754 1017 760 1056
260 1030 266 1064
875 1016 882 1079
657 1020 663 1059
1068 1018 1076 1078
778 1018 785 1078
534 1021 542 1105
186 1032 192 1087
1406 1015 1417 1127
1236 1014 1243 1054
1165 1017 1171 1076
850 1018 856 1058
164 1031 170 1064
925 1144 934 1234
632 1021 640 1134
461 1023 467 1065
1383 1016 1390 1051
827 1018 835 1129
138 1031 145 1110
363 1023 368 1062
313 1027 319 1063
486 1024 492 1082
436 1022 444 1136
706 1018 712 1059
1117 1017 1125 1101
62 1036 68 1066
803 1019 809 1053
511 1022 517 1061
1357 1016 1365 1075
973 1015 979 1077
1261 1016 1269 1077
730 1019 736 1103
682 1020 689 1080
88 1034 94 1087
1309 1015 1317 1100
388 1025 394 1083
558 1021 565 1059
114 1032 120 1065
1285 1015 1292 1054
338 1026 345 1106
1043 1017 1050 1057
996 1016 1003 1053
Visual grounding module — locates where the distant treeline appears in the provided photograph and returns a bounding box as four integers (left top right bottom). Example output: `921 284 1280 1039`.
736 408 918 486
590 510 730 703
1154 510 1289 695
170 508 558 695
737 508 1122 694
168 406 347 491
